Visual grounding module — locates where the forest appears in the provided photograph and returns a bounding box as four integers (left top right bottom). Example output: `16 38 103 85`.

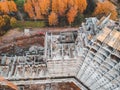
0 0 119 35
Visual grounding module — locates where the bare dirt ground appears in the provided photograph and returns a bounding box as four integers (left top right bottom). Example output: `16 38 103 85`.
0 27 78 53
0 27 78 44
0 28 22 41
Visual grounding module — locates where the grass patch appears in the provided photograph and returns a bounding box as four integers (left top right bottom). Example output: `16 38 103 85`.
12 21 46 29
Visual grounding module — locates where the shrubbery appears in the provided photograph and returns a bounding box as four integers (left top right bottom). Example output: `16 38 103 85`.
0 15 17 35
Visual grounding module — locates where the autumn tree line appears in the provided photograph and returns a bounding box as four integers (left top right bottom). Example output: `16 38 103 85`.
23 0 118 26
0 0 118 35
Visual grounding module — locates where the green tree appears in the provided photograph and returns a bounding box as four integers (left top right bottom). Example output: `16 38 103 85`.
84 0 97 15
14 0 25 20
72 13 84 26
14 0 25 7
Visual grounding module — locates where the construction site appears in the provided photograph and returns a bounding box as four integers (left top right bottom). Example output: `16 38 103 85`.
0 15 120 90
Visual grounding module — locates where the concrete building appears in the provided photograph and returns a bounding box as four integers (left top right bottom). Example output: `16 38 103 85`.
0 15 120 90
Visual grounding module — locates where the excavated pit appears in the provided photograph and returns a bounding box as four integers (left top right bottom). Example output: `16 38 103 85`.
0 32 44 55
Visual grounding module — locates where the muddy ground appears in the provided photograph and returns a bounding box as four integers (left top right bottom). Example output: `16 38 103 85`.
0 28 78 53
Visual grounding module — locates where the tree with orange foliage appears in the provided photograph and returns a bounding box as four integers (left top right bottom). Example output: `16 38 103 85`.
68 0 75 7
52 0 68 16
39 0 50 15
0 1 9 13
51 0 87 25
0 0 17 14
67 6 78 25
24 0 87 26
58 0 68 16
8 0 17 12
68 0 87 13
24 0 50 20
48 12 58 26
75 0 87 13
66 0 87 25
52 0 86 16
52 0 59 13
93 0 117 20
24 0 35 19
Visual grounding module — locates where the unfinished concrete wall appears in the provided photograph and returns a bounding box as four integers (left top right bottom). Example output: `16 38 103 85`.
77 34 120 90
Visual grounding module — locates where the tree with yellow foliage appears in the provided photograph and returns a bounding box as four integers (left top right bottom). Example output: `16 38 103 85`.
3 15 10 24
48 12 58 26
0 15 8 35
0 0 17 35
0 16 5 28
93 0 117 20
10 17 17 27
0 15 17 35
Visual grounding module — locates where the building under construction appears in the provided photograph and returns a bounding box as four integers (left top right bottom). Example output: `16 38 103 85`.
0 15 120 90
